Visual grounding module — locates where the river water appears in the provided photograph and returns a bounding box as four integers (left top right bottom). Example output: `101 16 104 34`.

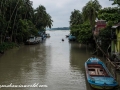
0 30 103 90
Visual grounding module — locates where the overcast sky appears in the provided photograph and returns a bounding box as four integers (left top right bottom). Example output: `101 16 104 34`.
31 0 115 28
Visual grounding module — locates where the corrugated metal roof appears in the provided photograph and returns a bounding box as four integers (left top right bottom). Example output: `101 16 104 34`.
96 20 106 25
112 22 120 28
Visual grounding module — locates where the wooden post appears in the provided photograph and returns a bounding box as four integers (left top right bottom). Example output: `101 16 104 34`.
106 59 108 67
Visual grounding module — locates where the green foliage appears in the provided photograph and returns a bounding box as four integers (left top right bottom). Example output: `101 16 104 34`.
70 22 92 44
98 7 120 52
69 2 95 44
82 0 101 28
0 16 7 38
69 9 89 44
99 27 111 52
112 0 120 6
0 0 53 44
17 19 38 42
98 7 120 25
70 9 83 26
34 5 53 30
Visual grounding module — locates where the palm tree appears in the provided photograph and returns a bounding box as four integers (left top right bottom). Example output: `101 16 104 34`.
23 0 34 20
82 0 101 29
0 0 8 43
112 0 120 6
44 13 53 28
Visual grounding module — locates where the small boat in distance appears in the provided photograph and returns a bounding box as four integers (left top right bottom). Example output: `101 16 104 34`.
66 34 69 37
85 57 118 90
46 33 50 37
62 39 64 41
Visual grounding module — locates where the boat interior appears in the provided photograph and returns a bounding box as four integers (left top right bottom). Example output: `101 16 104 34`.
87 64 109 76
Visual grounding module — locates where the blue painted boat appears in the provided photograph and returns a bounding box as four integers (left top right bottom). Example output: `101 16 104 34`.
85 57 119 89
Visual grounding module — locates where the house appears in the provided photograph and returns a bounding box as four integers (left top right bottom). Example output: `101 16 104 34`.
94 20 106 36
111 22 120 55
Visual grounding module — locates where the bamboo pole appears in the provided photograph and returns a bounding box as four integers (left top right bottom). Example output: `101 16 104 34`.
93 36 118 79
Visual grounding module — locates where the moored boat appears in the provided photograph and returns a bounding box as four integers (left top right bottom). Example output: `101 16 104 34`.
85 57 119 90
46 33 50 37
68 35 76 41
25 36 42 45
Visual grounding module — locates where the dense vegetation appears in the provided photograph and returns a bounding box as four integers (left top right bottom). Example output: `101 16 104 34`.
69 0 120 54
112 0 120 6
70 22 92 44
98 7 120 26
98 7 120 53
0 0 53 52
70 0 101 44
50 27 70 30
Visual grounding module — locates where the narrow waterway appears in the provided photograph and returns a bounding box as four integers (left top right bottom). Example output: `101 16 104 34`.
0 30 104 90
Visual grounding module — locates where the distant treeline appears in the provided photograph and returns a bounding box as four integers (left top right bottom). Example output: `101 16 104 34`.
49 27 70 30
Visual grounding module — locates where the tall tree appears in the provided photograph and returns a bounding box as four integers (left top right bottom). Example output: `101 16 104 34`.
112 0 120 6
0 0 8 43
34 5 53 31
82 0 101 29
70 9 83 26
0 0 53 44
98 7 120 26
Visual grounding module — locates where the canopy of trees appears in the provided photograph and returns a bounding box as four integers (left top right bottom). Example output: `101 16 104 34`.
97 7 120 53
112 0 120 6
70 0 101 44
98 7 120 26
70 22 92 44
69 9 83 26
82 0 101 29
69 0 120 54
0 0 53 44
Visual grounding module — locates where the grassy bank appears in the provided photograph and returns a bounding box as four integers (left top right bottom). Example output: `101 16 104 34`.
0 42 18 54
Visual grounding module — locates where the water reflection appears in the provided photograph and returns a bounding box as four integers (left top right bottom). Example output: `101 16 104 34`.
0 30 96 90
69 42 94 90
0 44 48 90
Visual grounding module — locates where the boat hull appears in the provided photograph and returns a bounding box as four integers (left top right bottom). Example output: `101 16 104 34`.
90 83 118 90
85 57 118 90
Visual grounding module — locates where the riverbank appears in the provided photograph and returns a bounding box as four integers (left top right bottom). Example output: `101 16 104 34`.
0 42 20 55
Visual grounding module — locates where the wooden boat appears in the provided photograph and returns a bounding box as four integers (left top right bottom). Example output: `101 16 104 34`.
85 57 118 90
25 36 42 45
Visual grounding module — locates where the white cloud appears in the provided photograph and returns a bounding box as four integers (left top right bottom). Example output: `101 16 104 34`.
31 0 116 28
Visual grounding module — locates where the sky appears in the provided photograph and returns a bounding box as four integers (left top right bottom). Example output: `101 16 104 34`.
30 0 116 28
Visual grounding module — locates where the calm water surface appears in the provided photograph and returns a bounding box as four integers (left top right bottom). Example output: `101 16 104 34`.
0 30 103 90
